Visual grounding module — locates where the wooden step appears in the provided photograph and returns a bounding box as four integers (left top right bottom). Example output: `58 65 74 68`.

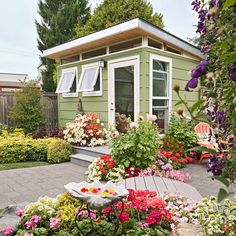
73 145 110 157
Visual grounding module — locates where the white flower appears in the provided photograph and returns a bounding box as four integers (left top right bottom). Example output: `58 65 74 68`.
146 114 157 122
130 122 139 129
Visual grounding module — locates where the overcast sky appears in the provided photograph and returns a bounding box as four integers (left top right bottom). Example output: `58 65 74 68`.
0 0 198 80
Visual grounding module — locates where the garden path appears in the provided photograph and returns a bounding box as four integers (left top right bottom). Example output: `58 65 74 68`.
0 161 225 209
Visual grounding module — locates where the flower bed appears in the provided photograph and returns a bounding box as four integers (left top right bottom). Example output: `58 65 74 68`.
63 113 110 147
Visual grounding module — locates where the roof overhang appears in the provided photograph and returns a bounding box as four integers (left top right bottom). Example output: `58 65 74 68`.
43 18 203 60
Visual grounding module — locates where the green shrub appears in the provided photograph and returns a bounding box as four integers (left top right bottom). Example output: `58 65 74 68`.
161 136 185 153
0 123 8 135
9 83 45 134
166 116 197 149
0 137 47 163
47 138 72 164
111 120 161 169
0 135 72 164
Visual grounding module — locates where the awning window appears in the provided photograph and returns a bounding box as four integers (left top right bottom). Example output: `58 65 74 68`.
56 70 76 93
78 66 99 92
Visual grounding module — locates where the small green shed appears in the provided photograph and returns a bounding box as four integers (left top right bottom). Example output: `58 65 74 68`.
44 18 203 131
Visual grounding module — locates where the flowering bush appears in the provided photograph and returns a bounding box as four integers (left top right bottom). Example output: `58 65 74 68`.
111 119 161 170
162 193 198 231
195 196 236 235
64 113 110 147
158 150 194 169
139 159 191 183
86 155 125 182
165 116 197 149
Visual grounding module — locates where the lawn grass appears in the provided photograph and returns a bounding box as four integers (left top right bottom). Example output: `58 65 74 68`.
0 161 49 171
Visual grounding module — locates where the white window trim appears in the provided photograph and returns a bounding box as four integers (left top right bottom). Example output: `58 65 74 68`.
59 67 78 98
79 62 103 97
149 54 172 130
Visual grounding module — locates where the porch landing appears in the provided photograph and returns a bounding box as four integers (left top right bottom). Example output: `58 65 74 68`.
120 176 202 202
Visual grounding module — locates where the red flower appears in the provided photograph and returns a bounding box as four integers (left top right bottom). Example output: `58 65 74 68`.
96 217 101 223
175 153 180 158
118 212 130 223
80 188 88 193
100 155 112 163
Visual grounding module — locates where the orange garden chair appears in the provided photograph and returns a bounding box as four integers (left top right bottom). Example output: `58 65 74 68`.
194 122 218 162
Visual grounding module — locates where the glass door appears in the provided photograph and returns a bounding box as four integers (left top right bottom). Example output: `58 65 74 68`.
108 57 139 124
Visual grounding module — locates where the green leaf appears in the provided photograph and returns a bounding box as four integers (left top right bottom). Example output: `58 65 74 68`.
190 100 204 113
174 100 184 106
217 188 229 202
223 0 236 9
213 176 230 187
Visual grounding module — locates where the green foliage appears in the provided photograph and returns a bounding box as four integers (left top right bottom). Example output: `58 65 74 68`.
10 84 44 134
0 123 8 135
0 133 71 164
47 138 72 164
56 192 82 232
111 120 161 169
36 0 90 91
166 116 197 149
76 0 164 37
0 137 48 164
161 136 185 152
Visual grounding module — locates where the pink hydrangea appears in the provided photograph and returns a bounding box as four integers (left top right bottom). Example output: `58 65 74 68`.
15 209 24 217
49 218 60 230
2 226 14 236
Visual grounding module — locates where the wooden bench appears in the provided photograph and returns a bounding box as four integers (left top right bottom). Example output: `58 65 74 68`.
120 176 202 202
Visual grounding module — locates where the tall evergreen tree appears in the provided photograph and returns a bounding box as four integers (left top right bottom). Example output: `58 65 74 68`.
36 0 90 92
76 0 164 37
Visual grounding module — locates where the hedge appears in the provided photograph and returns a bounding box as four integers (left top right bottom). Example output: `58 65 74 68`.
0 136 72 164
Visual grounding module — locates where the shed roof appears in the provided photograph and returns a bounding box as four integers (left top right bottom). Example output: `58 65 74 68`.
0 73 28 87
44 18 203 60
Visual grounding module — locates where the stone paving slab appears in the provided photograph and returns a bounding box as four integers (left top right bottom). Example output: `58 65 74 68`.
0 163 87 209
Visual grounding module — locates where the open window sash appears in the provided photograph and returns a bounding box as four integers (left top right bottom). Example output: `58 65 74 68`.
77 66 99 92
56 70 76 93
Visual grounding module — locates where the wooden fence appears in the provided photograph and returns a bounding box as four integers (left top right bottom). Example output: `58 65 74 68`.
0 91 58 130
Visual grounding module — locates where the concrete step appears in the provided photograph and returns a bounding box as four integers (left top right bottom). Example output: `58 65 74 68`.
73 145 110 157
70 153 97 167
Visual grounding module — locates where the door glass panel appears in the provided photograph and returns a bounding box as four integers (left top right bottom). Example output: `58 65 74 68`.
115 66 134 120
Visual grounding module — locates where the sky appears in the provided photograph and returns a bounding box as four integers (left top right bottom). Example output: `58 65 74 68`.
0 0 198 80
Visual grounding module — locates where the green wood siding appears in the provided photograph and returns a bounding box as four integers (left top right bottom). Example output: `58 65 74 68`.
58 47 200 127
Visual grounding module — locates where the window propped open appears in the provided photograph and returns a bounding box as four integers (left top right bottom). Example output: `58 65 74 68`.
78 66 99 92
56 69 76 93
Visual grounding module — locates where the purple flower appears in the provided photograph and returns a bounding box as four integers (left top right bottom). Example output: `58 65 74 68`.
185 77 199 91
191 60 208 78
207 156 224 176
230 65 236 82
192 0 201 11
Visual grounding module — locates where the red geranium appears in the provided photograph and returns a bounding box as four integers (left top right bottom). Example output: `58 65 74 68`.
118 212 130 223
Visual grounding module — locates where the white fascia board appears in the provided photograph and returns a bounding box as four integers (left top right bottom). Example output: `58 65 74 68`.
43 18 140 57
138 20 204 58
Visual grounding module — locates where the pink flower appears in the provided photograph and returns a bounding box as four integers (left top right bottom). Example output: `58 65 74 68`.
49 217 60 230
31 215 42 223
138 222 149 228
78 210 96 219
23 233 34 236
2 226 14 236
15 209 24 217
25 220 37 229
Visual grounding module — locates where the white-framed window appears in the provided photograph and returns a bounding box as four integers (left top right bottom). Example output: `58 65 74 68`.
56 67 78 97
150 54 172 132
78 62 102 96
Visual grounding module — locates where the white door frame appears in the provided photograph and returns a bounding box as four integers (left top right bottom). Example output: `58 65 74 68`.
108 55 140 124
